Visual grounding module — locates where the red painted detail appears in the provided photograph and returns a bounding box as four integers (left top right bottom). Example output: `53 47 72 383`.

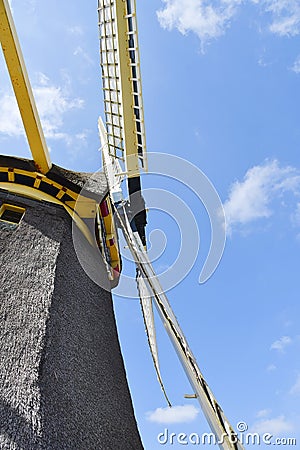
113 265 120 274
109 238 114 246
100 200 109 217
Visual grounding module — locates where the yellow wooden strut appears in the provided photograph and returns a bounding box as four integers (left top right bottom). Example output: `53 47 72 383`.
0 0 51 174
114 0 139 177
98 0 147 178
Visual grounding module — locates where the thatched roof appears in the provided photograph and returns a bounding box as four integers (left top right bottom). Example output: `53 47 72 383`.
0 190 143 449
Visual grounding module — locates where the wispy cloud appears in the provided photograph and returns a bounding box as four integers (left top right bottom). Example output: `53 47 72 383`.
68 25 84 36
0 94 24 137
157 0 242 50
270 335 292 352
37 72 50 86
157 0 300 47
223 160 300 234
256 408 272 418
34 85 83 142
0 73 84 144
264 0 300 37
73 46 95 66
251 415 294 434
146 404 199 424
290 374 300 395
291 55 300 73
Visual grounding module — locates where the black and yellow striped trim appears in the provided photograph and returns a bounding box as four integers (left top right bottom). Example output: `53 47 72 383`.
0 165 121 282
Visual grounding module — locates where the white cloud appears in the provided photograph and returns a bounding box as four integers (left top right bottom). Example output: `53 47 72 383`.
157 0 242 49
256 408 272 418
68 25 84 36
291 55 300 73
75 131 89 147
267 363 277 371
0 73 84 144
223 160 300 233
252 415 294 434
73 46 95 66
157 0 300 47
290 374 300 395
270 335 292 352
37 72 50 86
264 0 300 36
0 94 24 136
146 404 199 424
34 85 84 141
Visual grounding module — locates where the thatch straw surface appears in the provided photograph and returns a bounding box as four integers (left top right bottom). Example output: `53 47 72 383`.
0 190 143 450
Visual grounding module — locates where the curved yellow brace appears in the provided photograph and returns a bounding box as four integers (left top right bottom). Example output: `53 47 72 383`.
0 165 121 281
0 182 94 245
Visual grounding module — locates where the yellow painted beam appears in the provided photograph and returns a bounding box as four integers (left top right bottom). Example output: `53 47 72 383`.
0 182 94 245
0 0 51 173
114 0 140 177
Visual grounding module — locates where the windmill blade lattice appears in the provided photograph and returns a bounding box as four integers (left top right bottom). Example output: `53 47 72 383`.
98 0 147 176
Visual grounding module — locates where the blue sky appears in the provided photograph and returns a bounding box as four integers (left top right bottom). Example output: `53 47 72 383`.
1 0 300 448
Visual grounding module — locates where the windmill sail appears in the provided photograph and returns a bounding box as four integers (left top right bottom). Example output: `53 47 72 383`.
98 0 147 175
114 205 244 450
136 269 171 407
98 0 148 247
98 1 244 448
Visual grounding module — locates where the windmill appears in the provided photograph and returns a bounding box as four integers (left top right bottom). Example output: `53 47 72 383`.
0 1 141 448
0 0 244 448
